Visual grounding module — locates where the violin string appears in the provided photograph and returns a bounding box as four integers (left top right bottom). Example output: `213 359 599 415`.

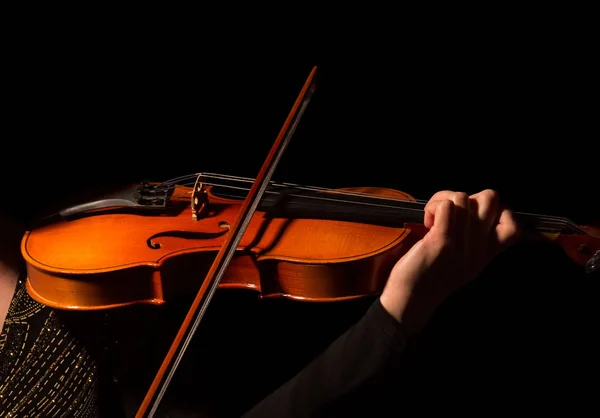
158 173 199 186
198 174 585 232
155 173 581 233
210 190 580 233
172 180 435 217
169 172 576 224
159 174 577 231
160 172 569 222
201 173 434 204
159 173 432 205
162 174 567 225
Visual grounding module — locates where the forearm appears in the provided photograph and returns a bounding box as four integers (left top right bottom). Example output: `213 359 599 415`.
242 299 411 417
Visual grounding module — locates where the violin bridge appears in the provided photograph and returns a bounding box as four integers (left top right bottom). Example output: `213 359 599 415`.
191 174 209 221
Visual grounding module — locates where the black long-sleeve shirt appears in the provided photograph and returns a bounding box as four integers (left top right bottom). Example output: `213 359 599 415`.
242 299 411 417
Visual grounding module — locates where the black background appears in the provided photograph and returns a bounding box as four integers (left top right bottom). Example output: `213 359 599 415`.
3 21 598 224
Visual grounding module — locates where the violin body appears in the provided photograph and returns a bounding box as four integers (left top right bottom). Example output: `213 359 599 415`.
21 184 425 310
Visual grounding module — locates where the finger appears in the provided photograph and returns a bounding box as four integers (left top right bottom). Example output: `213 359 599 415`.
427 190 461 204
495 207 520 249
470 189 501 233
423 199 454 236
423 191 451 229
427 191 470 211
424 190 456 228
434 191 470 233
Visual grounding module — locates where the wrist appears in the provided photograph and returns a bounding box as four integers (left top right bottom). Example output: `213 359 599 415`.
380 278 447 334
379 284 412 323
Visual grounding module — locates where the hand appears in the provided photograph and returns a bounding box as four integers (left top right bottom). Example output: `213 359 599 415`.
379 189 520 333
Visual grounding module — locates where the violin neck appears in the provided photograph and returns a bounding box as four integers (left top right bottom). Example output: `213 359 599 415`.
255 189 424 227
259 194 586 237
211 184 587 236
513 212 587 236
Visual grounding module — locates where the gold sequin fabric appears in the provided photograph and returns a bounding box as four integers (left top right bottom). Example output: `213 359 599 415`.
0 276 100 417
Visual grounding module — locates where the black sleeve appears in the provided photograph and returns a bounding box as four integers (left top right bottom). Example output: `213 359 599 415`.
241 299 412 417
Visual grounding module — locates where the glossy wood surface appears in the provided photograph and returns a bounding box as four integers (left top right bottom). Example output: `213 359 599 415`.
22 184 421 310
22 180 600 311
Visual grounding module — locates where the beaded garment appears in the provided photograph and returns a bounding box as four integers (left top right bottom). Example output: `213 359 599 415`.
0 275 100 417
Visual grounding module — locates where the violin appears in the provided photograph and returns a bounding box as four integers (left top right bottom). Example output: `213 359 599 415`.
18 67 600 416
20 172 600 311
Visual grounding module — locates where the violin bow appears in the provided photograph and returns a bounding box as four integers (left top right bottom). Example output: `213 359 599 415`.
135 66 318 417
